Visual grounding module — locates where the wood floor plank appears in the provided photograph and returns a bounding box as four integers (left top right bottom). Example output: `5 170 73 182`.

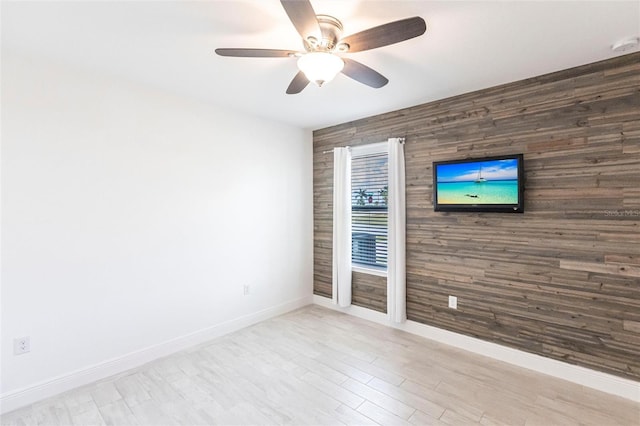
113 374 152 408
400 378 485 422
367 377 446 419
314 354 375 384
342 378 416 420
357 401 413 426
439 408 485 426
128 400 178 425
291 353 349 385
96 399 139 426
335 353 406 386
333 403 380 425
408 409 446 425
90 382 123 407
68 400 107 426
31 397 72 426
300 371 366 409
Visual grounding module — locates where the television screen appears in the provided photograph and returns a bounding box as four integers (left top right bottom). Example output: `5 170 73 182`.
433 154 524 213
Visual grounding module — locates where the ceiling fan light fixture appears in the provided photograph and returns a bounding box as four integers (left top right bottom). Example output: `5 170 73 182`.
297 52 344 87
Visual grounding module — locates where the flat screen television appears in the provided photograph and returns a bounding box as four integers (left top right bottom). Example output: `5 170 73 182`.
433 154 524 213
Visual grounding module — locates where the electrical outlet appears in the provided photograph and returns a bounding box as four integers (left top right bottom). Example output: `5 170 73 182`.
448 296 458 309
14 336 31 355
243 284 250 296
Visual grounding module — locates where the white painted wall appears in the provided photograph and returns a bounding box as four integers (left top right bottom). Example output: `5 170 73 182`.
0 52 313 401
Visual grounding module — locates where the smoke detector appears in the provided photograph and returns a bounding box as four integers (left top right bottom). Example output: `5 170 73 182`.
611 37 639 52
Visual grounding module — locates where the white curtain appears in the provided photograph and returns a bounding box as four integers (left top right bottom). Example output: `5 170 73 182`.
332 147 352 307
387 138 407 323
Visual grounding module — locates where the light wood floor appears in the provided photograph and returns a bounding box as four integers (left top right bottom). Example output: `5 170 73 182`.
2 305 639 425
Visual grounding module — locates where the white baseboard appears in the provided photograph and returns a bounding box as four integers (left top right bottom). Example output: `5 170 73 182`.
313 295 640 402
0 295 313 414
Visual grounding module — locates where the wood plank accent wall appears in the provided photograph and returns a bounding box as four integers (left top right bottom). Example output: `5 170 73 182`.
313 52 640 380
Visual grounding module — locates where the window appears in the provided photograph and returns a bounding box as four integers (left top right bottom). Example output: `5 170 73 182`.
351 143 388 271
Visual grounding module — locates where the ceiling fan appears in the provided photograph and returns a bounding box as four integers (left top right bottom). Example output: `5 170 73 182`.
215 0 427 94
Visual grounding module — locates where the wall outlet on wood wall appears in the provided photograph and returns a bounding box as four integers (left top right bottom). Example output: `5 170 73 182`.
448 296 457 309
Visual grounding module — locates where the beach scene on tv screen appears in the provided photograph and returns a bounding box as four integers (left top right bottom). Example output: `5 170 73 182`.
436 158 519 204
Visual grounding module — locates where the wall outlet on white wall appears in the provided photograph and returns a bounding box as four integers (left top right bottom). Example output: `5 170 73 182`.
243 284 250 296
448 296 458 309
14 337 31 355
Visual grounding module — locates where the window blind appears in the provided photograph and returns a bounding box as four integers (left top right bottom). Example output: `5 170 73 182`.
351 151 388 269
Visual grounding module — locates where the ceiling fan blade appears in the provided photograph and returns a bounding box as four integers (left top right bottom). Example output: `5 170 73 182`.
215 48 298 58
341 59 389 88
280 0 321 41
340 17 426 52
286 71 310 94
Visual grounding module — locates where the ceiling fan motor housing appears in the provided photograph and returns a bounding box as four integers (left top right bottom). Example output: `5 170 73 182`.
307 15 346 52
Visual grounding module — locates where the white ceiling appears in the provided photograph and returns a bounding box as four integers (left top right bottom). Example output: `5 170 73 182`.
2 1 639 130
